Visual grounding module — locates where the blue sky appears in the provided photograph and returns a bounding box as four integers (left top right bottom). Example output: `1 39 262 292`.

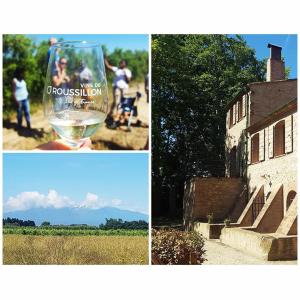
26 34 149 52
3 153 149 214
238 34 297 78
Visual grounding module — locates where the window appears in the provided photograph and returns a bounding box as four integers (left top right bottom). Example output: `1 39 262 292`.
274 120 285 157
229 107 233 128
251 133 259 164
238 99 243 121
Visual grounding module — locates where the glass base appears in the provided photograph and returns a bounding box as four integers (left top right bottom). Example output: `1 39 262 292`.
59 137 88 150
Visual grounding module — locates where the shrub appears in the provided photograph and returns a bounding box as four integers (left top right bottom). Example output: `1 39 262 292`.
152 229 206 265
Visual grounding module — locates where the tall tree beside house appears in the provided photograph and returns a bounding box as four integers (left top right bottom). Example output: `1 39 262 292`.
152 34 266 219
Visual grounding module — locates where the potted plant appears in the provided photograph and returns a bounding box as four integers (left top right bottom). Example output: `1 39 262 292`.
207 213 214 224
224 218 231 227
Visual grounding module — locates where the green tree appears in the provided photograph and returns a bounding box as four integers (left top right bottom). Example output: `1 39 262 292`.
3 35 37 111
152 34 266 218
41 221 51 227
34 40 49 96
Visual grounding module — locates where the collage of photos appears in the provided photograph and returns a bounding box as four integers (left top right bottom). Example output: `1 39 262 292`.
2 34 150 265
1 34 298 265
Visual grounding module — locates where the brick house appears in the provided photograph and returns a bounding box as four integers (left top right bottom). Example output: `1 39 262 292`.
184 44 297 260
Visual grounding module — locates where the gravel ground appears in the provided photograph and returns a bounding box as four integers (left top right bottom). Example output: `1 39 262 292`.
203 239 297 265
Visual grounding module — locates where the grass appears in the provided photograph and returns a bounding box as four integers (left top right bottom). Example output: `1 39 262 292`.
3 235 148 265
3 227 148 236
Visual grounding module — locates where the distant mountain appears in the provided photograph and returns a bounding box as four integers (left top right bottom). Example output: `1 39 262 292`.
3 207 148 226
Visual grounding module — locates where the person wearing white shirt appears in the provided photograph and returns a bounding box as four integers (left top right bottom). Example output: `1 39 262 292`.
105 57 132 119
12 68 31 129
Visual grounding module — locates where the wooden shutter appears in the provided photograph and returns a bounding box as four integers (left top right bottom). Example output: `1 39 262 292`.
285 115 293 153
274 120 285 156
251 133 259 164
259 129 265 161
238 100 242 121
248 135 251 164
268 126 274 158
233 104 236 124
229 107 233 128
242 95 246 117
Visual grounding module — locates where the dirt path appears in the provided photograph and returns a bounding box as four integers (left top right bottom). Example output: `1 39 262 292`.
203 239 297 265
3 85 149 150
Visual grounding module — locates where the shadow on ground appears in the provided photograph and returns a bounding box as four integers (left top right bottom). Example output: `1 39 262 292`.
3 119 46 139
92 139 134 150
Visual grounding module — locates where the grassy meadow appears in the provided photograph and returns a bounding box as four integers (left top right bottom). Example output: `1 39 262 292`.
3 234 148 265
3 227 147 236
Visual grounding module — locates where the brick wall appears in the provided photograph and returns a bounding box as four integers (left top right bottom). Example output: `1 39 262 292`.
249 80 297 125
183 177 243 228
267 58 285 81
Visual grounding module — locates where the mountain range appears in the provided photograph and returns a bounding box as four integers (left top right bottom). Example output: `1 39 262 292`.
3 207 148 226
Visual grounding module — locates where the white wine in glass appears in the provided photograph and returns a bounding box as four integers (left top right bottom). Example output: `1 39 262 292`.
43 41 109 148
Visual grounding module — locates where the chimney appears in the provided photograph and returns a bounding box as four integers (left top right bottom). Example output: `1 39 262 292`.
267 43 285 81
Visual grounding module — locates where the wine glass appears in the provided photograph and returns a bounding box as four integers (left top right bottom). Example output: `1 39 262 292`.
43 41 109 148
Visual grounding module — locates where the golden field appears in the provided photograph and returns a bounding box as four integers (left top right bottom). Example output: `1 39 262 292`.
3 235 148 265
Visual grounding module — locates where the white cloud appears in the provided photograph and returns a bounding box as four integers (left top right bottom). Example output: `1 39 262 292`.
111 199 122 206
79 193 107 209
4 190 74 212
4 190 146 214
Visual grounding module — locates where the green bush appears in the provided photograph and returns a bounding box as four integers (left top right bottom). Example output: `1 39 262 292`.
152 229 206 265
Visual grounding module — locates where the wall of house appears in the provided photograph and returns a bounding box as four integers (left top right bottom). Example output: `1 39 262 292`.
225 94 248 177
183 177 244 228
249 80 297 126
247 112 297 216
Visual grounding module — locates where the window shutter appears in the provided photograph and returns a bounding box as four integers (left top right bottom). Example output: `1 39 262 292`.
259 129 265 161
248 135 251 164
242 95 246 117
268 126 274 158
251 133 259 164
285 115 293 153
274 120 285 156
233 104 236 124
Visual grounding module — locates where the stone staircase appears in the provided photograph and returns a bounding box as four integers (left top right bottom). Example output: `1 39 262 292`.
219 186 297 261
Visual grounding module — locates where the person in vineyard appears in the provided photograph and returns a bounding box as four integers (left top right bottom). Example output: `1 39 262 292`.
104 57 132 122
12 68 31 129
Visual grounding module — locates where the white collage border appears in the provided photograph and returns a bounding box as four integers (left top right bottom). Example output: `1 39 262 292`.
0 1 299 300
